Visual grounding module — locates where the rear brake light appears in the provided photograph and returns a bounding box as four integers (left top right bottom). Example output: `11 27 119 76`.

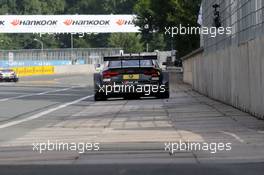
103 71 119 78
144 69 159 77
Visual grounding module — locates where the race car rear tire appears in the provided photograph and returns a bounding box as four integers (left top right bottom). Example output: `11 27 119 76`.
94 92 107 101
123 95 141 100
156 90 170 99
94 73 107 101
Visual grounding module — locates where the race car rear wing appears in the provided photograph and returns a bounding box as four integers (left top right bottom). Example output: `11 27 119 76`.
103 53 158 61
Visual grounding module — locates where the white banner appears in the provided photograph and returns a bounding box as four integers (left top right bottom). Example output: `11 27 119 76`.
0 15 140 33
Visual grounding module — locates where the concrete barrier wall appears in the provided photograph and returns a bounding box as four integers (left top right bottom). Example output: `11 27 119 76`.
54 64 95 75
183 56 194 85
168 70 183 90
183 37 264 119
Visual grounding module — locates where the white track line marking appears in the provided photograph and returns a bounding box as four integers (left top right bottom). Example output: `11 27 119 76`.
221 131 244 143
0 87 75 102
0 95 94 129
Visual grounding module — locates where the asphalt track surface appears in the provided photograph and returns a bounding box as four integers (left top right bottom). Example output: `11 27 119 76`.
0 74 263 175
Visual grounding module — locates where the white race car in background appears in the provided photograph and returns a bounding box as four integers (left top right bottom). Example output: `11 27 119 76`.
0 69 19 82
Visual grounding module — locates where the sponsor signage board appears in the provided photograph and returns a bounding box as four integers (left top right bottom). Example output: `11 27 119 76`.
12 66 54 76
0 15 139 33
0 60 85 68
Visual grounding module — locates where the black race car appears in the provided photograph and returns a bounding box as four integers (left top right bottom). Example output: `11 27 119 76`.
93 53 169 101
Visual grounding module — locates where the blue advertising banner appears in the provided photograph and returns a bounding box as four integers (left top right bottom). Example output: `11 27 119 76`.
0 60 85 68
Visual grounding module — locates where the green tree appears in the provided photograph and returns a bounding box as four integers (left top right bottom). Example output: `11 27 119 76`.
148 33 166 51
40 0 65 14
0 34 14 49
103 0 136 14
65 0 105 14
108 33 144 53
0 0 18 15
16 0 42 14
134 0 201 57
73 37 91 48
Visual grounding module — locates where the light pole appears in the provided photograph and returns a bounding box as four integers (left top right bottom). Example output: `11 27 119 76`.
71 13 78 65
34 38 44 65
33 38 44 51
71 34 73 50
71 33 74 65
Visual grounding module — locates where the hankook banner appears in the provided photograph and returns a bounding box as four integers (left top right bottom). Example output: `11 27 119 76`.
0 15 139 33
